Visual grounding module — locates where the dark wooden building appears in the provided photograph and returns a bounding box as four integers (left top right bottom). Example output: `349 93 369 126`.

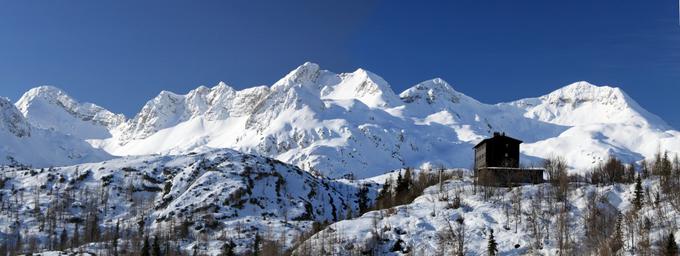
474 132 522 169
474 132 543 186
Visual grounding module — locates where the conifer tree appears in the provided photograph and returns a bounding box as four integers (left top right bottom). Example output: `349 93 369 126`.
664 232 679 256
222 240 236 256
641 159 650 179
609 214 624 254
59 228 68 251
487 229 498 256
357 183 370 214
399 168 413 193
113 220 120 256
72 222 80 249
138 217 146 238
396 171 403 192
15 232 22 255
633 175 644 210
375 177 393 209
152 236 161 256
253 232 261 256
141 236 150 256
88 212 100 243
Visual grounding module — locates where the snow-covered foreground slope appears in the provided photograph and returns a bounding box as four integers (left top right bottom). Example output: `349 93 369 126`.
0 149 379 254
0 97 112 167
14 63 680 177
298 173 679 256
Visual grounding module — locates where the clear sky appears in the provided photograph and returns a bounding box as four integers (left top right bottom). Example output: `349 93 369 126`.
1 1 679 128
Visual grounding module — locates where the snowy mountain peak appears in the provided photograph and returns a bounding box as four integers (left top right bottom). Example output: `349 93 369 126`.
156 89 181 99
16 85 70 108
321 67 400 108
544 81 629 106
509 81 668 129
212 81 233 92
20 85 64 98
0 96 31 137
350 68 395 94
15 85 126 139
118 90 186 141
400 78 476 106
190 85 210 94
273 62 322 88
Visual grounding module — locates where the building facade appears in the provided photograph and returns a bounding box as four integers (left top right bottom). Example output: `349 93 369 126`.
474 132 522 170
474 132 543 186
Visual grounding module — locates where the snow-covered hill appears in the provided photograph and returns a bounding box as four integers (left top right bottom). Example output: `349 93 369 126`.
0 148 379 254
0 96 112 167
298 172 678 256
13 63 680 177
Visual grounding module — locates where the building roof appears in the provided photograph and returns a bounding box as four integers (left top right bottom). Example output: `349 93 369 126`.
473 132 523 148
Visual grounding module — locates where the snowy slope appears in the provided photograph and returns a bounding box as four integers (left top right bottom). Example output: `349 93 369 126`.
0 97 112 167
14 63 680 177
16 86 125 140
298 173 677 256
0 148 379 254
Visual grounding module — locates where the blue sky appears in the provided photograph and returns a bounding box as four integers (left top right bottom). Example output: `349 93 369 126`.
1 1 679 128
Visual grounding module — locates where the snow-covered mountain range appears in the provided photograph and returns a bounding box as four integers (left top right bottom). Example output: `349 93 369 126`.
8 62 680 177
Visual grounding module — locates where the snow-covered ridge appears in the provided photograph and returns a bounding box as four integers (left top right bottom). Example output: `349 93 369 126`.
400 78 464 105
10 63 680 177
118 82 270 141
16 85 126 139
0 96 112 167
